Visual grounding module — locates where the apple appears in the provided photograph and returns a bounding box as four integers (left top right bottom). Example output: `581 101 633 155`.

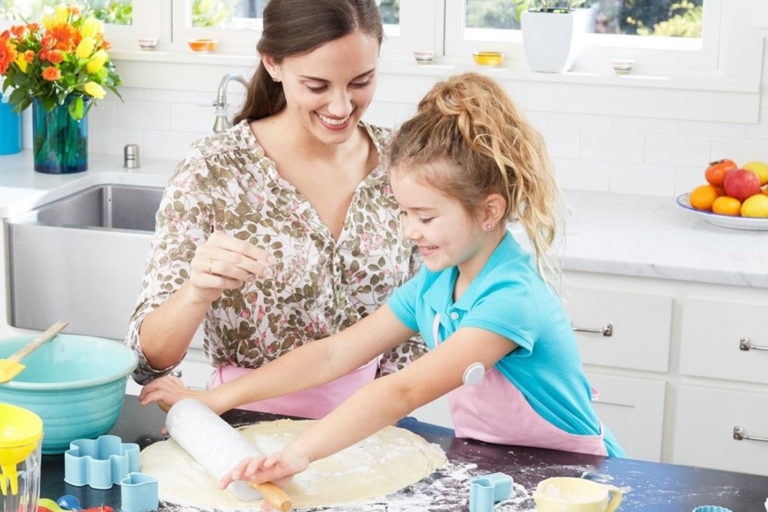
723 168 760 201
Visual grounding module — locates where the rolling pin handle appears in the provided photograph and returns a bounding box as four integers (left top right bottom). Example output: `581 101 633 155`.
250 482 292 511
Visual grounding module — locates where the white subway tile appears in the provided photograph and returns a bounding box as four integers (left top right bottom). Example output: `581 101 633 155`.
580 129 644 162
89 125 144 156
88 101 120 127
644 133 710 166
548 112 612 131
674 165 707 196
610 162 675 197
613 116 677 134
144 89 199 104
142 130 198 161
171 103 217 133
710 137 768 165
540 127 580 159
678 120 747 139
553 158 610 192
117 101 171 130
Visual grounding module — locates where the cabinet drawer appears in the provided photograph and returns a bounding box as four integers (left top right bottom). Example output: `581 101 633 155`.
587 373 665 462
563 288 672 371
673 385 768 475
680 298 768 384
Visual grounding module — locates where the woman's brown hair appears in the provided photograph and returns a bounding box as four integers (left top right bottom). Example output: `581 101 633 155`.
388 72 563 278
234 0 383 124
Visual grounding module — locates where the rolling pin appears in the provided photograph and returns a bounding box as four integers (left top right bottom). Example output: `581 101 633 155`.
165 398 292 511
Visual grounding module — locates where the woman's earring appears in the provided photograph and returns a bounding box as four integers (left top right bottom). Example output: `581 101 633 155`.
484 223 493 231
271 74 281 83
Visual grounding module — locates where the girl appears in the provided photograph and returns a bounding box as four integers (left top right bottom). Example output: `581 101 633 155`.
142 72 624 487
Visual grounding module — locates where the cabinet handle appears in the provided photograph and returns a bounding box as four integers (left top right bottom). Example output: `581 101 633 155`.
733 425 768 442
572 322 613 337
739 337 768 352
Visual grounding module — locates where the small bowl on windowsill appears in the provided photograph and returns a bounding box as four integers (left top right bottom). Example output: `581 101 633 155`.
137 38 158 51
611 58 634 75
472 51 504 67
188 38 218 53
413 50 435 65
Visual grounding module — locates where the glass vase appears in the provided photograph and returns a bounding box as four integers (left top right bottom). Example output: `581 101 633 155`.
32 97 88 174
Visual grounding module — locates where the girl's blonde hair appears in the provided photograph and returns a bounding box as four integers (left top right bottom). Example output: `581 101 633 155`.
388 72 563 277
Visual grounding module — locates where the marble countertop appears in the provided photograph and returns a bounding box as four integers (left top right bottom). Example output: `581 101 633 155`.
1 150 766 289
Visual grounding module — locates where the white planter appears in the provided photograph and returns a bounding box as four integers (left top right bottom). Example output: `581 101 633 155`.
521 8 594 73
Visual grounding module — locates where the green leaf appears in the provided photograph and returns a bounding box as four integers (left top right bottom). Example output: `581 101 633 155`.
68 96 84 120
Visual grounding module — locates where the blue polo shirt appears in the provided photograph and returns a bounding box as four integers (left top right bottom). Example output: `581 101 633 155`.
388 231 625 457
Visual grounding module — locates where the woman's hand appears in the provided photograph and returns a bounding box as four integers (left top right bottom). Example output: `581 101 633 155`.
219 448 310 490
190 231 274 303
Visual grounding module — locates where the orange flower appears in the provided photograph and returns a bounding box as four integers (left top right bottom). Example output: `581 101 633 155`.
24 50 35 62
0 35 17 75
10 25 26 40
27 23 40 34
42 66 61 81
49 23 80 52
39 49 49 61
40 35 54 49
47 50 63 64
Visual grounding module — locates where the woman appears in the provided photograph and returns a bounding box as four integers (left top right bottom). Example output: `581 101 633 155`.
125 0 424 418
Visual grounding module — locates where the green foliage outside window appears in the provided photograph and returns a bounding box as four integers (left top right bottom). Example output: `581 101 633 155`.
0 0 131 25
376 0 399 25
191 0 241 27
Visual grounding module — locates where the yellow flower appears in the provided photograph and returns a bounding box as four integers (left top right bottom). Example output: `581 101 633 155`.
76 37 95 59
42 4 69 29
80 17 102 39
15 52 27 73
86 49 108 73
84 81 105 99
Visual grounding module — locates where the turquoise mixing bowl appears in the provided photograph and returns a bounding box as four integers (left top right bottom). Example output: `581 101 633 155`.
0 334 138 454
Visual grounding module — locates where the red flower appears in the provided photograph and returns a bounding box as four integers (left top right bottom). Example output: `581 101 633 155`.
42 66 61 81
24 50 35 63
10 25 25 40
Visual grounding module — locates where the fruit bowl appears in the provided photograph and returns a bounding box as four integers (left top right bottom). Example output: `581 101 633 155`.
472 51 504 66
676 193 768 230
187 38 218 52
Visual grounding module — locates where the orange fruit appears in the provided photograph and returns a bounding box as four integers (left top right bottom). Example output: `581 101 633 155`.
689 184 722 211
711 196 741 216
705 159 738 186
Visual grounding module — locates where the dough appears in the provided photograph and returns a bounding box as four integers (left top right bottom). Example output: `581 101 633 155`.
140 419 447 509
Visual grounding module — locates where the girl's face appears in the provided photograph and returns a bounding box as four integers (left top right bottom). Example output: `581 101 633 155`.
269 31 379 146
391 165 488 275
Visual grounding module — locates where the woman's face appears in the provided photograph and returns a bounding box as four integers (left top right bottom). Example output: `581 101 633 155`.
269 31 379 146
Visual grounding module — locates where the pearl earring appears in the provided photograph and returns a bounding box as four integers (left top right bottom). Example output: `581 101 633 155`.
271 74 280 82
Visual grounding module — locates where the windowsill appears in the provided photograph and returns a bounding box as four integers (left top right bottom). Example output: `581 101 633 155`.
111 49 762 124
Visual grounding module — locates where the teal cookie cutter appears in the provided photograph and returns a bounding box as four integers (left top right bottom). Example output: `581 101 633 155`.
120 472 158 512
64 435 140 489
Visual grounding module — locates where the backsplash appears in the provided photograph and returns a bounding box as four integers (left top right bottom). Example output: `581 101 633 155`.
18 52 768 199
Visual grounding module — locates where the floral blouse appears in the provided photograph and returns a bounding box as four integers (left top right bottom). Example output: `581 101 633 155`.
125 121 425 385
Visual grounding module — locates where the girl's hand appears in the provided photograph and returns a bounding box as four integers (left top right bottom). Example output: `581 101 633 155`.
190 231 274 303
219 449 310 490
138 374 203 411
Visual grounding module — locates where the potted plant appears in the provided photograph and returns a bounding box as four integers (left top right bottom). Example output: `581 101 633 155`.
515 0 596 73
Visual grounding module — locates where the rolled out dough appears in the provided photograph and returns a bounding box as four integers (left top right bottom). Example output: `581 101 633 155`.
140 419 447 509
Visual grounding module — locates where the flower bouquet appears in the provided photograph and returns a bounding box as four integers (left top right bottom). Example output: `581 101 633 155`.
0 4 122 173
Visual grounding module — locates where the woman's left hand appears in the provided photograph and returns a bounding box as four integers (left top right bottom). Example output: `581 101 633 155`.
138 374 203 411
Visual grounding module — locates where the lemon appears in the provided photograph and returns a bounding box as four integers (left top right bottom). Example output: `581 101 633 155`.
741 194 768 218
742 161 768 186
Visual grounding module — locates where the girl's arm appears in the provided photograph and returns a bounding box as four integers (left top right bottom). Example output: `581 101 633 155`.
223 326 517 486
138 305 417 414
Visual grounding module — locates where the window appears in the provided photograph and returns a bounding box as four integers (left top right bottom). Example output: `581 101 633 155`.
0 0 133 25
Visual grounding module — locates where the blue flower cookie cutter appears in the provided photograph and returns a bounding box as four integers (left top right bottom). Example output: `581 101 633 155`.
469 472 514 512
64 435 140 489
120 472 158 512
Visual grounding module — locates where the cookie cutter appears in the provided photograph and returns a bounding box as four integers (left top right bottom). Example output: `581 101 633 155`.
64 435 140 489
692 507 734 512
469 472 514 512
120 472 158 512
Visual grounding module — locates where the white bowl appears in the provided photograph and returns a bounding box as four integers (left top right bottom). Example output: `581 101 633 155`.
413 50 435 65
611 58 634 75
138 38 158 51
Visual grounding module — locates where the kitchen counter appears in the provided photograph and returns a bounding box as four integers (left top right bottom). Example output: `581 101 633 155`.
2 150 766 289
39 396 768 512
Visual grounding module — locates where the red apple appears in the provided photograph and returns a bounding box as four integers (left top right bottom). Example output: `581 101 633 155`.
723 168 760 201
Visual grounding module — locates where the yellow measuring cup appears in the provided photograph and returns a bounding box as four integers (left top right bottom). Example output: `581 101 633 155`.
0 404 43 495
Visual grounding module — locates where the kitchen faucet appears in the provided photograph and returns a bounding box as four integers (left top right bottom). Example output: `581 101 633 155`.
212 72 249 133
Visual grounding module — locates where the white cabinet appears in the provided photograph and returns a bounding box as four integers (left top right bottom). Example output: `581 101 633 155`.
565 270 768 475
673 385 768 475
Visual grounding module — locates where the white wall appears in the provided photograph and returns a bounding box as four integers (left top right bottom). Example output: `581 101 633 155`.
24 40 766 200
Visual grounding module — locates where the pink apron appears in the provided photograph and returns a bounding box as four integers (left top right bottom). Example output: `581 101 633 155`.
208 358 378 419
434 315 608 456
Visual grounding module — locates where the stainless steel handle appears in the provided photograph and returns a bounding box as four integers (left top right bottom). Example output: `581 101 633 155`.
572 322 613 337
739 337 768 352
733 426 768 442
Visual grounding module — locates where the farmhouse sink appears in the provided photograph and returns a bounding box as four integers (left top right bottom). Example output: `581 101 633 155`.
5 184 163 340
